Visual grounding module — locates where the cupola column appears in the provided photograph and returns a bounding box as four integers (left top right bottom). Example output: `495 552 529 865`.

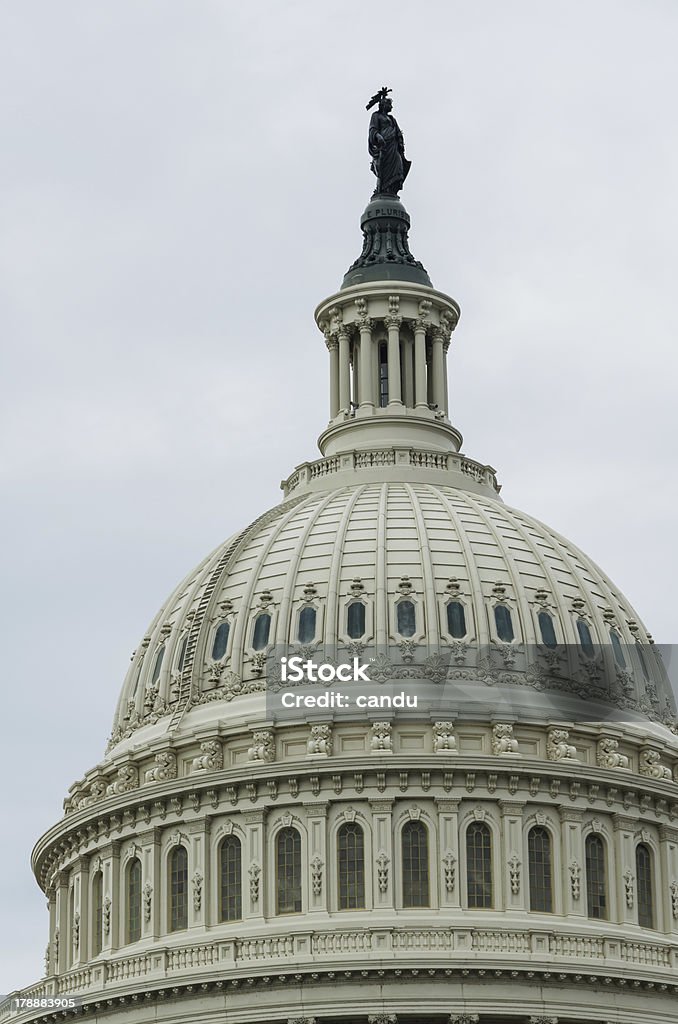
431 327 446 413
357 318 375 411
338 327 351 414
385 297 402 407
413 319 428 409
326 336 339 418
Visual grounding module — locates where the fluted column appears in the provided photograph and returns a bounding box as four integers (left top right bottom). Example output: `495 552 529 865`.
358 319 375 411
431 327 446 412
414 318 428 409
338 327 351 413
443 338 450 416
499 801 525 912
559 808 585 918
385 295 402 407
326 336 339 418
436 798 460 909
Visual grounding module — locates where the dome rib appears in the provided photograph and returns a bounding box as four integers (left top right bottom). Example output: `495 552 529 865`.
324 484 367 659
403 484 439 651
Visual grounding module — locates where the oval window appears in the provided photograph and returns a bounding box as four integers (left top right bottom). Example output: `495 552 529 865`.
397 600 416 638
538 611 557 649
577 618 595 658
610 629 626 669
347 601 366 639
298 606 316 644
494 605 514 642
212 621 230 661
447 601 466 639
252 613 271 651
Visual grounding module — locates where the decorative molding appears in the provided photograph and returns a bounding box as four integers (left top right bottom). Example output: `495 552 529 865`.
442 851 456 893
597 737 630 770
102 895 111 935
192 870 203 912
191 741 223 773
639 748 672 780
249 862 261 903
307 724 332 756
491 723 519 755
623 868 635 909
546 728 578 762
376 851 390 893
143 881 152 923
508 853 521 895
144 751 177 784
670 880 678 920
368 1016 397 1024
569 861 581 901
248 730 276 763
371 721 393 753
310 855 323 896
433 722 457 753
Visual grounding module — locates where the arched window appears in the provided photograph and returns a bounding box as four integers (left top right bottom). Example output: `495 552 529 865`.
252 613 271 651
276 827 302 914
219 836 242 922
577 618 595 658
298 606 317 644
396 600 416 638
494 605 514 642
347 601 366 639
212 621 230 660
447 601 466 639
151 645 165 684
610 629 626 669
402 820 429 907
636 643 650 681
636 844 654 929
379 342 388 407
91 870 103 956
466 822 493 908
538 611 557 649
528 826 553 913
338 822 365 910
169 846 188 931
127 857 142 942
175 634 188 672
585 834 607 920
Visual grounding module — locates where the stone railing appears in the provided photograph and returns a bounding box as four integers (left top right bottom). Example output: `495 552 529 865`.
281 449 500 497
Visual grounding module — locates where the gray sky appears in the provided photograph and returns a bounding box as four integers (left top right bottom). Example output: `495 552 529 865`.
1 0 677 993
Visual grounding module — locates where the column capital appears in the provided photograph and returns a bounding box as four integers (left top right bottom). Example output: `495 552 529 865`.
498 800 526 815
612 813 638 832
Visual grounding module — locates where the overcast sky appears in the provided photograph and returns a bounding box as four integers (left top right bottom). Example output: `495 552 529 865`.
2 0 678 993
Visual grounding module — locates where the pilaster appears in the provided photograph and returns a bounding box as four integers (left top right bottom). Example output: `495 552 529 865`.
435 799 460 909
188 818 210 930
140 827 161 942
244 809 267 923
305 802 329 914
370 799 394 909
499 801 526 912
613 814 638 926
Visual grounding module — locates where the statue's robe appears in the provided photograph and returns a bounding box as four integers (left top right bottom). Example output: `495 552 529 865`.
368 112 411 196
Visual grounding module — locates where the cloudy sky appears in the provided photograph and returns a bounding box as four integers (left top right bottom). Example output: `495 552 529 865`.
2 0 678 993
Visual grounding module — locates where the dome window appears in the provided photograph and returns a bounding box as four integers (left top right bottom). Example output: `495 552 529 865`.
636 844 654 929
92 870 103 957
585 835 607 921
169 846 188 932
175 634 188 672
494 605 514 643
576 619 595 658
447 601 466 639
636 643 650 681
126 858 142 943
528 826 553 913
151 645 165 684
347 601 366 639
610 629 626 669
538 611 557 649
402 820 430 908
298 606 317 644
276 827 302 914
212 622 230 661
338 822 365 910
219 836 242 922
397 600 416 638
466 822 493 909
252 613 271 651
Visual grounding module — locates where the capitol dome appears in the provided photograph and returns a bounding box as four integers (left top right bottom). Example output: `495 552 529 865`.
13 96 678 1024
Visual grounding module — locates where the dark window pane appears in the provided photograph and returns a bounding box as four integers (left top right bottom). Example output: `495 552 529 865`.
169 846 188 931
610 629 626 669
276 828 301 914
528 827 553 913
402 821 429 907
538 611 557 649
585 835 607 920
379 342 388 407
212 621 230 660
176 634 188 672
494 605 514 642
447 601 466 639
220 836 242 922
298 606 317 644
347 601 366 639
636 643 650 681
338 823 365 910
151 645 165 684
636 844 654 929
577 618 595 658
253 613 271 651
92 872 103 956
127 858 142 942
397 600 416 638
467 822 493 908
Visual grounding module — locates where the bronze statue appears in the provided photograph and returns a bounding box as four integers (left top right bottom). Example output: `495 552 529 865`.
366 86 411 198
